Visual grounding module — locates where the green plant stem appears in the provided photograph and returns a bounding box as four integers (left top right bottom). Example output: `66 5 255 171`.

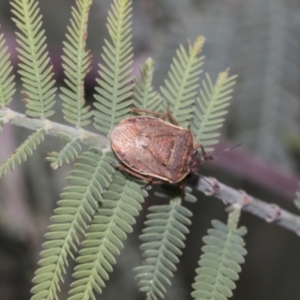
0 107 109 149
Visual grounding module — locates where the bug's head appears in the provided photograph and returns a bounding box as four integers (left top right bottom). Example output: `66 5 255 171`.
188 149 202 174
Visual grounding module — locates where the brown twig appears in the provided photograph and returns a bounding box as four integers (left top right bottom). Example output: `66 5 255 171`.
2 107 300 235
0 108 110 149
197 176 300 235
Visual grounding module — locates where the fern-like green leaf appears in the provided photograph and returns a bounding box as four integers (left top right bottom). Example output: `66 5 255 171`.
135 199 192 300
0 26 15 107
191 217 247 300
154 185 197 203
191 70 237 152
93 0 134 133
0 128 45 178
160 36 205 127
11 0 56 118
68 171 147 299
133 57 161 112
45 133 82 169
294 187 300 211
31 150 116 300
60 0 93 127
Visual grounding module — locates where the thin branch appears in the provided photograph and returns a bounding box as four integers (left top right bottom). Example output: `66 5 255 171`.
2 107 300 235
0 107 110 149
197 176 300 235
213 139 300 200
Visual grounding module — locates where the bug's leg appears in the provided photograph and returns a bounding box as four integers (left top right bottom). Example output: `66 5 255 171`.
147 177 165 185
166 106 179 126
117 164 151 181
142 178 165 189
116 164 164 185
195 144 213 160
209 143 242 157
178 181 186 200
130 107 166 120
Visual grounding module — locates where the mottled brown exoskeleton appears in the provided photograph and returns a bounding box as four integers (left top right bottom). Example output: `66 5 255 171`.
111 108 211 185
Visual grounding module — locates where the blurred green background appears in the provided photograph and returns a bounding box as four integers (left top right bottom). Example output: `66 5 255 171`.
0 0 300 299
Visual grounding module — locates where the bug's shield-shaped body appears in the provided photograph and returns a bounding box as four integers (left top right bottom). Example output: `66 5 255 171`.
111 116 201 183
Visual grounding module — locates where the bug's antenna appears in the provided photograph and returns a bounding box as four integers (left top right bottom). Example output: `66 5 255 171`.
195 173 217 192
210 143 242 158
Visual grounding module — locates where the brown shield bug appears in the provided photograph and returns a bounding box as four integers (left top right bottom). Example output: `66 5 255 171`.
110 109 211 184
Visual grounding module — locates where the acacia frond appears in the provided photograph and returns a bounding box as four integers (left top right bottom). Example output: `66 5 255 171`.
160 36 205 127
191 69 237 152
133 58 161 112
0 27 15 107
31 150 116 300
0 128 45 178
294 188 300 211
11 0 56 118
93 0 134 133
68 172 147 300
191 215 247 300
135 200 192 300
60 0 93 127
154 185 196 203
45 133 82 169
183 186 197 203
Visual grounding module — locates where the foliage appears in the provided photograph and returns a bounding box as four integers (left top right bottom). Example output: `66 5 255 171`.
45 133 82 169
0 26 15 108
133 57 161 112
93 0 134 134
31 150 116 300
191 71 237 152
160 36 205 127
0 0 242 299
135 199 192 300
11 0 56 118
294 189 300 211
60 0 93 127
68 172 147 299
191 207 247 300
0 128 45 178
